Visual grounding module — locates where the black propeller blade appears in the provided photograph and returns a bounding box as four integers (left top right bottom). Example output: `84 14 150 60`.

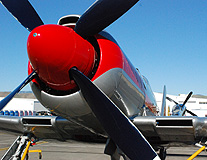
0 71 37 110
69 67 159 160
181 91 193 108
0 0 44 31
185 109 197 117
166 96 178 105
74 0 139 38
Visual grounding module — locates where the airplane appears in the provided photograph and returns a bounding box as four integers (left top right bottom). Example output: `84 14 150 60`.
166 91 198 116
0 0 207 160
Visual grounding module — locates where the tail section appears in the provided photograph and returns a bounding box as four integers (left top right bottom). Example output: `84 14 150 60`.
160 85 166 116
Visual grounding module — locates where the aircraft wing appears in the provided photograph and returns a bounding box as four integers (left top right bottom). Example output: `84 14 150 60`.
1 115 206 145
0 116 95 140
133 116 207 147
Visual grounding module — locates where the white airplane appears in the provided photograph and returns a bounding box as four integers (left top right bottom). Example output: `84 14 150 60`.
0 0 207 160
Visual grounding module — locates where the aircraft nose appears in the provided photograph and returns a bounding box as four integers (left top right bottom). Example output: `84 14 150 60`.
27 24 96 91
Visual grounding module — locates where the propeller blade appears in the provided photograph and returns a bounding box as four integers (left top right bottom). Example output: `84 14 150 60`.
186 109 197 117
181 91 193 108
166 96 178 105
69 67 160 160
0 71 37 110
0 0 44 31
74 0 139 38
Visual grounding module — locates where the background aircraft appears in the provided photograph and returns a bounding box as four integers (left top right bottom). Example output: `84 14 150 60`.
166 91 197 116
0 0 207 160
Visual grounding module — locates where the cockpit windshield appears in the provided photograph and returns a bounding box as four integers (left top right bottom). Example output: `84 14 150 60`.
172 105 181 115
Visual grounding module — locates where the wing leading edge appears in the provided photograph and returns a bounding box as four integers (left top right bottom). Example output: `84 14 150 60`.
133 116 207 146
0 116 96 140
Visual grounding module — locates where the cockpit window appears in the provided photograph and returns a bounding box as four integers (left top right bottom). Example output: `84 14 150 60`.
172 105 181 115
142 76 149 85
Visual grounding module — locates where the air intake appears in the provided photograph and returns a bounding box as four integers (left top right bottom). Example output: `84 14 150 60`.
156 119 193 126
22 118 51 125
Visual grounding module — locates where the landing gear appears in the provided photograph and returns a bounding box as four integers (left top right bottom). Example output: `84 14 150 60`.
1 135 31 160
1 134 42 160
158 147 167 160
104 138 130 160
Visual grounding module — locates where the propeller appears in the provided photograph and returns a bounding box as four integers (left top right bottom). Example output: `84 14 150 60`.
69 67 160 160
1 0 139 37
0 0 44 31
0 0 141 103
74 0 139 38
181 91 193 108
166 91 197 116
0 0 143 109
0 71 37 110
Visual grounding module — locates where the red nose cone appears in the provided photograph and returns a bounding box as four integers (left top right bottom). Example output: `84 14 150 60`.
27 24 96 91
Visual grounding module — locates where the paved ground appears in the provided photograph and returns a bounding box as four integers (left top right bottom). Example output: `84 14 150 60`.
0 131 207 160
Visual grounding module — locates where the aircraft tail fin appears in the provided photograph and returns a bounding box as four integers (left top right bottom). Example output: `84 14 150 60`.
160 85 166 116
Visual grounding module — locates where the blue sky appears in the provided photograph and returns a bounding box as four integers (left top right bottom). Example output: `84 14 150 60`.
0 0 207 96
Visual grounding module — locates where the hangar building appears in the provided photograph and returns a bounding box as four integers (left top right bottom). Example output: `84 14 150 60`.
1 92 207 117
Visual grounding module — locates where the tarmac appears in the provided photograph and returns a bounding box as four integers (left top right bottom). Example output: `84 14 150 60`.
0 131 207 160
